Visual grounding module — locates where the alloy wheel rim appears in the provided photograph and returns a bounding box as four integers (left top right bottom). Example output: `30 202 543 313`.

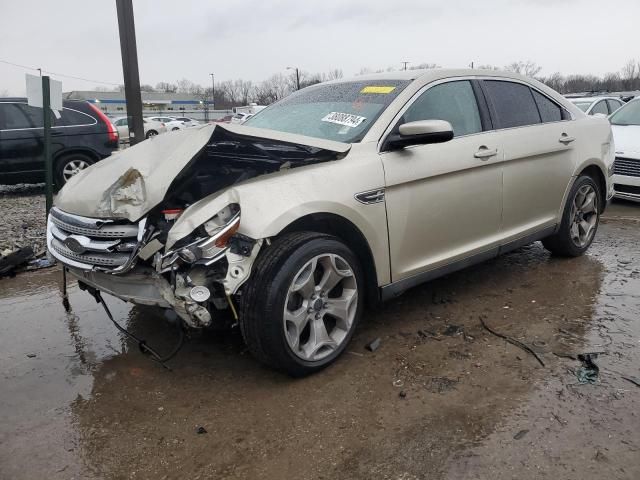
62 159 90 181
283 253 358 362
570 184 598 247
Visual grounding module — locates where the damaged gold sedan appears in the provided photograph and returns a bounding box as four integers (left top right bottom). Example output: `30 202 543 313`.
48 69 614 375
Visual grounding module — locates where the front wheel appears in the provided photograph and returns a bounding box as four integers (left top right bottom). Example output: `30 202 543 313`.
542 175 601 256
146 130 158 139
239 232 364 376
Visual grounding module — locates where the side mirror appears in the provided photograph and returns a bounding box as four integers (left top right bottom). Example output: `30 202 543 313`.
385 120 454 150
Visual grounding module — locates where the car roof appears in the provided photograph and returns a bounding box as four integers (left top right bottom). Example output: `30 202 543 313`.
0 97 89 105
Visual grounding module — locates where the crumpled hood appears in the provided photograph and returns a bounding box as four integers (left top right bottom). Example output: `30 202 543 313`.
611 124 640 159
54 123 350 221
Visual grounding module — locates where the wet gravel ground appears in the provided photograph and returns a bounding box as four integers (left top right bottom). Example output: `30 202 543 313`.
0 200 638 480
0 184 46 254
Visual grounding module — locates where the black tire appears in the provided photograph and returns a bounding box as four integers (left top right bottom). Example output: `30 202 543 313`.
146 130 158 139
239 231 364 377
171 127 180 131
54 153 95 189
542 175 601 257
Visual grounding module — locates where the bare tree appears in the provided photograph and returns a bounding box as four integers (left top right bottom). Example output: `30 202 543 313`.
254 74 291 105
408 63 440 70
476 64 500 70
155 82 177 93
323 69 343 81
176 78 198 94
504 60 542 78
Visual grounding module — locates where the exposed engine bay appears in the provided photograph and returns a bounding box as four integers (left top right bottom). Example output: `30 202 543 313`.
48 124 349 329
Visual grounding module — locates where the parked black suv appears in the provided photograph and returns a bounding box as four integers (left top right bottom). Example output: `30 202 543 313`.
0 98 118 187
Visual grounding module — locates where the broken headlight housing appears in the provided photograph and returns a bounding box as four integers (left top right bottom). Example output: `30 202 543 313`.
159 204 240 270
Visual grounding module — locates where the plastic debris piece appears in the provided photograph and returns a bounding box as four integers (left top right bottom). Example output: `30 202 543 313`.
365 338 381 352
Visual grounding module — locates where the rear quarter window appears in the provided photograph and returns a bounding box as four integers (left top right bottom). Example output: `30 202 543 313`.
54 107 96 127
483 80 541 129
532 90 563 123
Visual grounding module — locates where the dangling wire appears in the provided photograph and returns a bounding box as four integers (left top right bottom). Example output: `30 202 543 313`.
83 285 185 370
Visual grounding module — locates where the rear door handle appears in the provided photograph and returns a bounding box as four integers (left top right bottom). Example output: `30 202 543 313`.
559 134 575 144
474 147 498 160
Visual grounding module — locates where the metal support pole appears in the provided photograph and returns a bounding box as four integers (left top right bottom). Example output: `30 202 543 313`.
116 0 144 145
295 68 300 90
42 76 53 215
210 72 215 115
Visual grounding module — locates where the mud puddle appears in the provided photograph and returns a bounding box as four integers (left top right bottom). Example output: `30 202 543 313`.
0 202 638 479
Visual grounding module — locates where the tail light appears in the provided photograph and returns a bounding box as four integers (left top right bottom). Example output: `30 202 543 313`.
88 103 118 143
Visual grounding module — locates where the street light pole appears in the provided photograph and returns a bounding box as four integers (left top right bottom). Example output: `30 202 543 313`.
287 66 300 90
210 72 215 110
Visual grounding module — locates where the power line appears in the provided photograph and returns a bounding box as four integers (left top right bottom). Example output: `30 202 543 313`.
0 59 121 86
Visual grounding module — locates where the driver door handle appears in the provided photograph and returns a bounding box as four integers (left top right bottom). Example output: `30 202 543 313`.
474 147 498 160
559 134 576 144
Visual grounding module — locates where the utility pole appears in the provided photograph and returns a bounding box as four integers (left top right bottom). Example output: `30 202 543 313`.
115 0 144 145
401 61 410 71
287 66 300 90
210 72 215 116
470 61 474 69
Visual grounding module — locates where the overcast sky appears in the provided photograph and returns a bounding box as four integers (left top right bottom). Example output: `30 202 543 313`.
1 0 639 95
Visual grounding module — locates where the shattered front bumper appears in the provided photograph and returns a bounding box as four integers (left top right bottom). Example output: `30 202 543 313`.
66 266 173 308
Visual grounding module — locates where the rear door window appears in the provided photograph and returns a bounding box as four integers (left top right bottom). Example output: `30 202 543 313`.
590 101 608 115
0 103 42 129
607 100 622 114
483 80 541 129
532 90 563 123
402 80 482 137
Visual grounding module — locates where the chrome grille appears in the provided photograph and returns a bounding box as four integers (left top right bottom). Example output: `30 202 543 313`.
613 157 640 177
47 207 141 272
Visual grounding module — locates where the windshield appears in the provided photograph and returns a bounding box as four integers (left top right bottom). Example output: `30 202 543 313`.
245 80 410 143
570 101 592 112
610 100 640 126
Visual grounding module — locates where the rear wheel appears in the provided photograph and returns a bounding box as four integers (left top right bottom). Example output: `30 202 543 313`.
146 130 158 139
239 232 364 376
55 153 94 187
542 175 601 256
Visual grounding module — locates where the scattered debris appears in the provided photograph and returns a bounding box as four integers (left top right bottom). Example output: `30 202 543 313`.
479 316 545 367
513 429 529 440
0 247 34 277
392 379 404 388
26 353 37 358
365 338 381 352
576 353 599 384
425 377 458 394
417 329 442 341
621 376 640 388
442 324 463 336
196 426 207 434
399 391 407 399
26 257 55 271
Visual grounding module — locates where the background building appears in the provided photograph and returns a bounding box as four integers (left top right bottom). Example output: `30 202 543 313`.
63 91 231 121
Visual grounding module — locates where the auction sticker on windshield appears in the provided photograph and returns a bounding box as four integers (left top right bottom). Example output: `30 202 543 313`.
322 112 367 128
